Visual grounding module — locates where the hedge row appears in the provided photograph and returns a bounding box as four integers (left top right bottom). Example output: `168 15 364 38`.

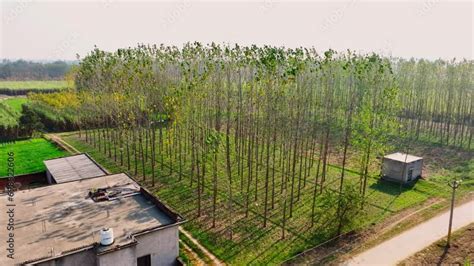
0 88 62 96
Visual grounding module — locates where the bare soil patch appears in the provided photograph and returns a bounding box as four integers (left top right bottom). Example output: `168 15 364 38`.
400 223 474 266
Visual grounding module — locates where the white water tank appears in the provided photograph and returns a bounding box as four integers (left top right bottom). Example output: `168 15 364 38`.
100 228 114 246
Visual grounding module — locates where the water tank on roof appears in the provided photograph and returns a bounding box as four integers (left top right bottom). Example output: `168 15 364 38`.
100 228 114 246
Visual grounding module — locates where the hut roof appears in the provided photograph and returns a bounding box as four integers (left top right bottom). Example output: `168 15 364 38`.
44 154 107 183
384 152 422 163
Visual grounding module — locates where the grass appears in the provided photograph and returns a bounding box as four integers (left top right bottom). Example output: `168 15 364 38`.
2 97 29 111
0 97 29 127
0 138 68 177
0 80 70 90
180 230 213 264
59 129 472 265
178 242 192 265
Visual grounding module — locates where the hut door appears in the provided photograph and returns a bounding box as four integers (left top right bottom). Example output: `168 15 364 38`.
407 168 413 181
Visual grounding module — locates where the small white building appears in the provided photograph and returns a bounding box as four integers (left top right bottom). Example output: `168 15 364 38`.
382 152 423 184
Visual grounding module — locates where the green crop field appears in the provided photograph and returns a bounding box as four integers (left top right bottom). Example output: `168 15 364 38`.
0 97 29 127
0 138 67 177
0 80 70 90
2 97 28 111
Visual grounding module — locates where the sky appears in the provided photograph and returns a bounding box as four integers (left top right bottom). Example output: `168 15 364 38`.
0 0 472 61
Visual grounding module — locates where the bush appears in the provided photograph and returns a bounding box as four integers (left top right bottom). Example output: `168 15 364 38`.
19 106 44 136
22 103 76 132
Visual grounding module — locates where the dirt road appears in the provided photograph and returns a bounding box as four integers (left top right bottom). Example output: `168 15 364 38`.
347 197 474 265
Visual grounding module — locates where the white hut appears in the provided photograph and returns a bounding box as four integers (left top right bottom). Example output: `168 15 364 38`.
382 152 423 184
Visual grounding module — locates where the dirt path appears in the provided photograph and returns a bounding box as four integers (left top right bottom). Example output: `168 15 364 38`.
47 133 225 266
180 227 225 266
46 133 80 155
346 197 474 265
180 240 207 266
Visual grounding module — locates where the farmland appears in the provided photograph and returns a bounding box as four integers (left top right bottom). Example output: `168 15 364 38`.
0 80 70 90
0 138 67 176
0 80 71 96
10 43 474 264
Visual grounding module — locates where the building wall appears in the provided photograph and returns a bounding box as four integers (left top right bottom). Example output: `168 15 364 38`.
36 249 97 266
410 160 423 179
135 226 179 266
0 172 47 190
97 245 137 266
382 159 404 182
46 170 53 184
35 226 179 266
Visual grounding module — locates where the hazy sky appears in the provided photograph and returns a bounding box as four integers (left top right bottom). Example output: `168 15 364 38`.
0 0 472 61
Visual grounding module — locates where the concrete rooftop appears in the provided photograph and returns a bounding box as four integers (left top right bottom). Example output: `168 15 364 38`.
44 154 107 183
0 173 176 265
384 152 423 163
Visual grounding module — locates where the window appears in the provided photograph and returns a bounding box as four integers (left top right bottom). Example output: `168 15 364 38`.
137 254 151 266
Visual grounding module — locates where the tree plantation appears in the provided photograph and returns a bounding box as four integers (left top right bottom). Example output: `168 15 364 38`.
25 43 472 264
396 58 473 148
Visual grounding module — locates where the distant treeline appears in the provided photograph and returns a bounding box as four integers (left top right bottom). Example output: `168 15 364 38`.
0 60 73 80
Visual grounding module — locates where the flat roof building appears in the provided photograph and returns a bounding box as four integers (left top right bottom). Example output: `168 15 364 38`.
382 152 423 184
0 173 184 266
44 154 107 184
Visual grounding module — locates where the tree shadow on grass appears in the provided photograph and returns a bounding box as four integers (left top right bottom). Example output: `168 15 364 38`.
249 232 302 265
369 178 417 196
222 224 276 262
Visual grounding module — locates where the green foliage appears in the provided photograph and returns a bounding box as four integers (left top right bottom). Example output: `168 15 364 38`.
0 98 32 140
19 106 44 135
205 130 222 153
0 98 28 126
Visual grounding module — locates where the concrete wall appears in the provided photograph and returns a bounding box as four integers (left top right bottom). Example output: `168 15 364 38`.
46 170 53 184
0 171 47 190
35 225 180 266
36 249 97 266
97 245 137 266
382 159 404 182
136 226 179 266
409 160 423 179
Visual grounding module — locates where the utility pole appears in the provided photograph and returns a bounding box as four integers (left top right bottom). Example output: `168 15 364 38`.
446 179 462 247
